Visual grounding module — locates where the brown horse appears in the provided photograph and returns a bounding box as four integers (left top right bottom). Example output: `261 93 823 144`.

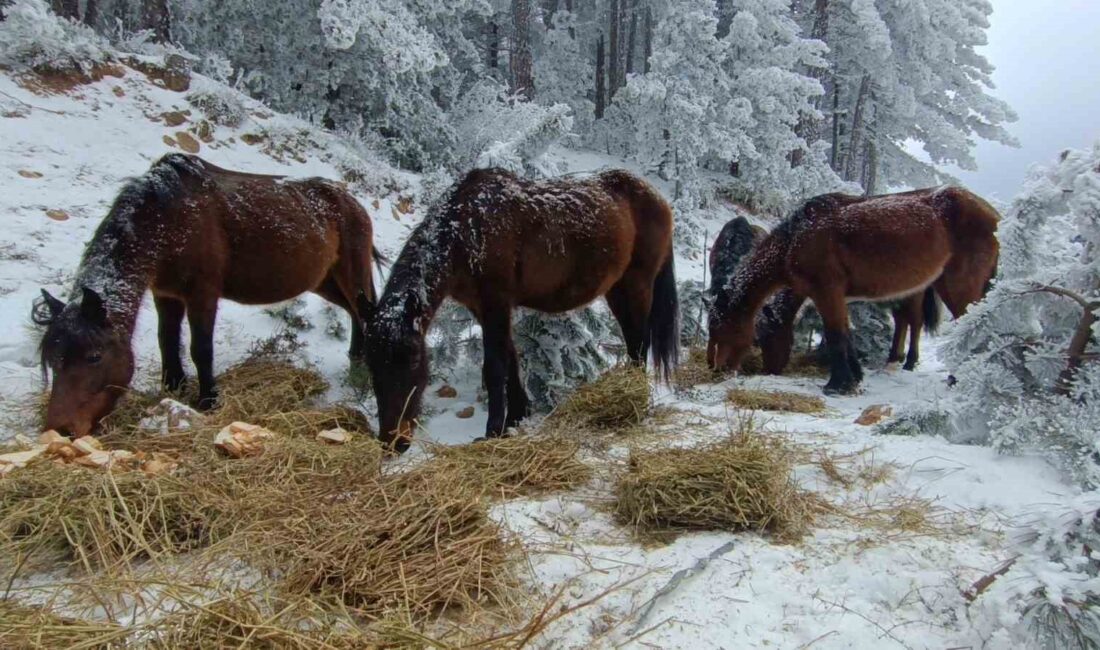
711 217 940 374
708 187 999 394
33 153 379 436
361 167 679 452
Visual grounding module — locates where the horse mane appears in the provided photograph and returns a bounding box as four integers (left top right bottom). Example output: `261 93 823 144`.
34 154 203 382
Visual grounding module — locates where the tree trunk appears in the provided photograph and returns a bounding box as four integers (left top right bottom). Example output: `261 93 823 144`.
862 140 878 195
50 0 79 20
511 0 534 99
643 6 653 73
83 0 100 27
1056 305 1099 396
844 74 870 182
626 0 638 76
566 0 575 39
141 0 171 42
595 33 607 119
716 0 733 39
830 77 841 171
608 0 622 100
488 19 499 69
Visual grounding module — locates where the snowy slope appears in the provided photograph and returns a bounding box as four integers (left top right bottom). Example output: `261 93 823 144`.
0 63 1078 649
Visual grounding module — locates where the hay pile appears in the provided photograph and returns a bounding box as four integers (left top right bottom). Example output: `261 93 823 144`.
551 365 650 429
726 388 825 414
674 347 763 390
426 434 591 498
613 433 814 542
0 599 129 649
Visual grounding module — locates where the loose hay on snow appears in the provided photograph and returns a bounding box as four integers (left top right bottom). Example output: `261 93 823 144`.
426 434 591 498
613 432 814 542
674 347 762 390
551 365 650 429
0 598 128 649
241 465 517 618
726 388 825 414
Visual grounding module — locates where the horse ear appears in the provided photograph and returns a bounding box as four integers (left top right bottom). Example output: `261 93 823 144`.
32 289 66 325
80 287 108 326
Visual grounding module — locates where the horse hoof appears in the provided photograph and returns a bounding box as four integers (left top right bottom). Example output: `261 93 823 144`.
902 363 917 372
823 384 860 397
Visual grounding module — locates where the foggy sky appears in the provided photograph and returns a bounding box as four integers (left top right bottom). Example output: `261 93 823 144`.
948 0 1100 203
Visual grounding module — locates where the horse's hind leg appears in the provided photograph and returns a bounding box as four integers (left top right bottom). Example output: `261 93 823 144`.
154 295 186 392
606 270 655 365
887 310 907 365
480 302 521 437
812 290 859 395
186 296 219 410
903 300 923 371
504 346 530 430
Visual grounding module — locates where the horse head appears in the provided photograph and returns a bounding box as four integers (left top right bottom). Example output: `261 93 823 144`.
33 287 134 437
360 295 429 454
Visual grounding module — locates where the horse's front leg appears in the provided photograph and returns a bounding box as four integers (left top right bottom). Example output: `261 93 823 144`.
480 305 513 437
186 296 219 410
154 295 186 392
814 292 859 395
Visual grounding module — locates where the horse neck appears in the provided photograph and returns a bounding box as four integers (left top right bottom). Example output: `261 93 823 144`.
720 238 788 325
71 223 160 335
378 217 457 336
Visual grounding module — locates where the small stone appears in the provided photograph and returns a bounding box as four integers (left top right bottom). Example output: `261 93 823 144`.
456 406 475 419
193 120 215 142
112 85 125 97
436 385 458 398
163 134 177 148
18 170 43 178
855 404 893 426
45 209 69 221
396 197 414 214
162 110 187 126
241 133 264 145
174 131 200 153
371 199 381 210
317 428 350 444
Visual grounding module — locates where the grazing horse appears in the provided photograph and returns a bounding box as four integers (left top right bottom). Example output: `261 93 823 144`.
708 187 999 395
33 153 380 436
361 167 679 452
711 217 940 374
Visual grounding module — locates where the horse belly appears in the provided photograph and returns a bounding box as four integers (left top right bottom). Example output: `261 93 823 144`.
220 224 338 305
517 233 631 313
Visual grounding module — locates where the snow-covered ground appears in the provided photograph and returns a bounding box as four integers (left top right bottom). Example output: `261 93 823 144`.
0 62 1078 648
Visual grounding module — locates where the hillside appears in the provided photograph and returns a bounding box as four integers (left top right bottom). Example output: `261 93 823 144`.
0 48 1079 650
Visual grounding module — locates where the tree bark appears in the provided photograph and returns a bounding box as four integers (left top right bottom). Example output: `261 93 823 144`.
511 0 534 99
830 77 841 171
566 0 575 39
141 0 171 42
716 0 733 39
608 0 622 100
862 139 878 195
595 33 607 119
50 0 79 20
643 6 653 73
1056 304 1099 396
488 19 499 69
626 0 638 76
791 0 830 167
844 74 870 182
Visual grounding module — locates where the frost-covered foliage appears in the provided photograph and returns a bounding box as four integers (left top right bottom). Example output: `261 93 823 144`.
848 302 894 369
965 493 1100 649
451 81 574 176
944 141 1100 486
0 0 112 72
679 280 709 347
514 307 616 412
186 86 248 127
429 302 481 372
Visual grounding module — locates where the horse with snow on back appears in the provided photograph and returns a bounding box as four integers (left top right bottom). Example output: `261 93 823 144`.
707 187 999 395
33 153 381 436
361 167 679 453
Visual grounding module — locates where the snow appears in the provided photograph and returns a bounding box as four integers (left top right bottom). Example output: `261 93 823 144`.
0 61 1078 648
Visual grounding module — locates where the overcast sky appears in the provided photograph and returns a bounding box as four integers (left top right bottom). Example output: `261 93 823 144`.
948 0 1100 203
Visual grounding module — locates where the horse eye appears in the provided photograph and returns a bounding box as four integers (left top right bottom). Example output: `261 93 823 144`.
87 352 103 365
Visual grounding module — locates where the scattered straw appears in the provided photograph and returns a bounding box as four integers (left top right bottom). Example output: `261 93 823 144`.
551 365 650 430
613 432 814 542
0 598 128 649
726 388 825 414
674 347 763 391
426 434 591 498
240 465 517 617
786 351 828 378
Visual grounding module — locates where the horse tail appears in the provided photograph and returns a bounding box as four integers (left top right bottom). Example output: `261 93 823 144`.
371 248 389 301
922 287 941 335
650 247 680 383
